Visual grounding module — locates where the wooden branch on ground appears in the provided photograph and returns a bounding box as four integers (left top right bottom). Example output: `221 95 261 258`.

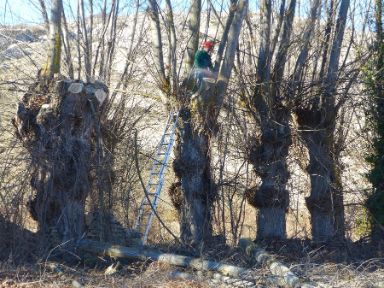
238 238 315 288
77 239 249 278
77 239 315 287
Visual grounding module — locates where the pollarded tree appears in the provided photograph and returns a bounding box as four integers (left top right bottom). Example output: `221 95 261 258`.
12 0 113 245
147 0 248 246
294 0 351 242
245 0 297 240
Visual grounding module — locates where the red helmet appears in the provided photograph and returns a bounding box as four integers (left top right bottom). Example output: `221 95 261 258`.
202 41 215 49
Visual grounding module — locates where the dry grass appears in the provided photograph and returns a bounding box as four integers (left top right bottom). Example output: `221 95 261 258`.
0 261 212 288
0 250 383 288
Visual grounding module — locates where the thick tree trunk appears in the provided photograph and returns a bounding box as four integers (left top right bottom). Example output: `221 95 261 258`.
296 109 345 241
170 109 214 246
247 107 291 239
13 78 109 243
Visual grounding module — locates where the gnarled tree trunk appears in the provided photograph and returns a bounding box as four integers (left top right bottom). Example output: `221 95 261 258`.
170 109 214 245
296 109 344 241
13 78 109 243
169 0 248 246
247 108 291 239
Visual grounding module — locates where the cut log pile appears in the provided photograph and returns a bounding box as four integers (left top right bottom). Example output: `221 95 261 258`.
77 239 316 288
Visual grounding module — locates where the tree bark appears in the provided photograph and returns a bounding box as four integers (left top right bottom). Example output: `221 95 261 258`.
13 79 109 243
147 0 168 99
165 0 178 94
78 239 249 277
171 109 214 246
45 0 63 77
238 238 302 288
38 0 50 31
296 109 344 241
186 0 201 70
247 108 291 239
62 9 74 78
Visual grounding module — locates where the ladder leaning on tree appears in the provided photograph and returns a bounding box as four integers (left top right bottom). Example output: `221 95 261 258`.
134 110 179 244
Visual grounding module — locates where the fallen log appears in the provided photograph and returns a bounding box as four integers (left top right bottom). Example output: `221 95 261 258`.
238 238 314 288
77 239 249 278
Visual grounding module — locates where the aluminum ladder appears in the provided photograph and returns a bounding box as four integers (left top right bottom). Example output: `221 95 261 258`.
134 111 179 244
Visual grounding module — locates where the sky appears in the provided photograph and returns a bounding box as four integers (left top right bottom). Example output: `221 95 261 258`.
0 0 103 26
0 0 372 31
1 0 236 26
1 0 44 25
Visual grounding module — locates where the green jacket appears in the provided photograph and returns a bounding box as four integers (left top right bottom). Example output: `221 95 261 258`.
194 50 213 69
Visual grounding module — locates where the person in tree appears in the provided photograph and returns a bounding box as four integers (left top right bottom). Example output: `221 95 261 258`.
189 40 217 94
194 40 215 71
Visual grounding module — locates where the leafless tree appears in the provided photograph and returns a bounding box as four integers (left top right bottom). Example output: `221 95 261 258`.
147 0 248 246
295 0 351 242
244 0 297 240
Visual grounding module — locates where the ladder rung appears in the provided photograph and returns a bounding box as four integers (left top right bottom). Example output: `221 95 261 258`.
146 188 158 192
146 189 158 194
144 193 156 196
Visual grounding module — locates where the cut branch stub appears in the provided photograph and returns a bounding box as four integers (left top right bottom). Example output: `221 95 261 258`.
95 89 107 105
68 82 84 94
